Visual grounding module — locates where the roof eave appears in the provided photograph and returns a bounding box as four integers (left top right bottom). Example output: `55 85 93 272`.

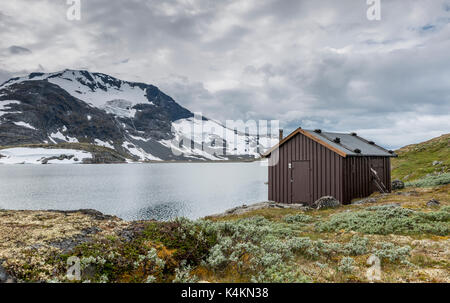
262 128 348 158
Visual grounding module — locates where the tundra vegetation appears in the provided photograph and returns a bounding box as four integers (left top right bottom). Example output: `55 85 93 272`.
0 184 448 283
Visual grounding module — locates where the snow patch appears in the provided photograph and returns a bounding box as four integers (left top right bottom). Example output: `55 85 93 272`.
0 100 21 117
2 70 151 111
122 141 161 161
49 130 78 143
169 118 278 159
94 139 114 149
50 130 67 141
13 121 36 130
0 148 92 165
128 134 150 142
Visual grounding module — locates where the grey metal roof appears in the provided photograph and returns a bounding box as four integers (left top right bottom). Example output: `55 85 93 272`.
303 129 396 157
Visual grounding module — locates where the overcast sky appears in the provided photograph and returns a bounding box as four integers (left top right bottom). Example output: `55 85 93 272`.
0 0 449 149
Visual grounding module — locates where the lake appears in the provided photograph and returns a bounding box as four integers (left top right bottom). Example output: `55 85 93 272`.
0 162 268 221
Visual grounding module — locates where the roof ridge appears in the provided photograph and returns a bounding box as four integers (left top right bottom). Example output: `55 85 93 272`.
263 127 396 158
316 132 358 154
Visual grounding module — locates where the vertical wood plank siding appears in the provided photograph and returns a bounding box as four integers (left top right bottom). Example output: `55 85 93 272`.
342 156 391 203
268 133 392 205
268 132 344 204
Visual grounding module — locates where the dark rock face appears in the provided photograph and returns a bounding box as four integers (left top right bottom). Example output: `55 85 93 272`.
392 179 405 190
0 80 125 147
313 196 341 210
41 154 74 164
0 72 195 160
0 70 262 161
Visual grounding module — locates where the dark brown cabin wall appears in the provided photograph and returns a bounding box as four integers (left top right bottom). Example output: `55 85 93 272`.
268 132 344 205
342 156 392 203
386 158 392 192
268 156 273 201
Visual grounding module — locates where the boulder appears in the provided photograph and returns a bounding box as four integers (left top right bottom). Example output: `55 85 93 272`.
432 161 443 166
351 197 378 205
313 196 341 210
427 199 440 207
0 265 16 283
392 179 405 190
209 202 311 217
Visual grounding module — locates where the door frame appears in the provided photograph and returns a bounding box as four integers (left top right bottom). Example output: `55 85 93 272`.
290 160 312 204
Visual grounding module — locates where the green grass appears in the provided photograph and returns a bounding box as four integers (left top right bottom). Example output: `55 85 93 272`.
392 134 449 182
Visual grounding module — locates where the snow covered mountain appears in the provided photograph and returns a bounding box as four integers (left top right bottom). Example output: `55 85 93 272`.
0 70 277 161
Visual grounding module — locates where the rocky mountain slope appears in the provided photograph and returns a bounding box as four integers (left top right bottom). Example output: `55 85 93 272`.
0 70 277 162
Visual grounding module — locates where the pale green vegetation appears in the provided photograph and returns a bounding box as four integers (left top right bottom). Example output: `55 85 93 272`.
392 134 449 182
316 205 450 236
405 173 450 188
5 184 447 283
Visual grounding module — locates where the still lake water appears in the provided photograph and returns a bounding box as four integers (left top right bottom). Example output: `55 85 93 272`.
0 163 268 221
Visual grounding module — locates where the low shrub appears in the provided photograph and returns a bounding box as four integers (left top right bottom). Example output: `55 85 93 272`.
283 213 313 224
143 218 218 266
338 257 355 274
405 173 450 187
344 236 370 256
316 206 450 235
372 242 411 264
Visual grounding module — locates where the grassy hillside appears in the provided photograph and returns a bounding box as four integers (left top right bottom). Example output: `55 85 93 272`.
392 134 449 183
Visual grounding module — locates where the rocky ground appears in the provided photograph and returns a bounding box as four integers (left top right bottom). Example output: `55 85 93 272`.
0 184 448 283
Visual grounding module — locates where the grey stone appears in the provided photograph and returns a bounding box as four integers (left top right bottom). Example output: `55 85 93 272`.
313 196 341 210
432 161 443 166
210 201 311 217
392 179 405 190
426 199 440 207
0 265 16 283
351 197 378 205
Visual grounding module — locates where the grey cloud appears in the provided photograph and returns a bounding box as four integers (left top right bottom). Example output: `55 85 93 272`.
0 69 13 85
0 0 449 149
7 45 31 55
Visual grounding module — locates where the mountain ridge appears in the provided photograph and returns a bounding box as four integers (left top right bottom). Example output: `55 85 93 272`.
0 70 277 162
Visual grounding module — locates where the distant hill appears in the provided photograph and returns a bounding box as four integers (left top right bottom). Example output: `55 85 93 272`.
392 133 449 182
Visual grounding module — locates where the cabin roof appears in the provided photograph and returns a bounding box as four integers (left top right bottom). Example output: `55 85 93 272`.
263 128 397 158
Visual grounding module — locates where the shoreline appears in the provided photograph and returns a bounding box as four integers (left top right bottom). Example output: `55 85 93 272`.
0 144 265 165
1 184 449 283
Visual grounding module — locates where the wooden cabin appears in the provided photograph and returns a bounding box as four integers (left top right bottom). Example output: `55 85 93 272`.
264 128 397 205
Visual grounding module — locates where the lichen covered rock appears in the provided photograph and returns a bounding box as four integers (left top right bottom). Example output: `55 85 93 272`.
313 196 341 210
392 179 405 190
